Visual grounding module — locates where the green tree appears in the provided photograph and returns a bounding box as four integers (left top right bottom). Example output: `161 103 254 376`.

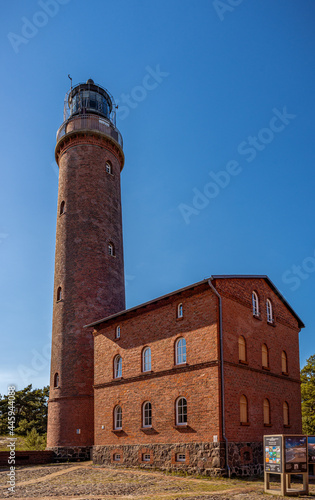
0 385 49 436
301 355 315 435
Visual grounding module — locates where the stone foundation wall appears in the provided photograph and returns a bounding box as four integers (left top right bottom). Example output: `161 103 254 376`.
48 446 92 462
93 442 226 476
93 441 264 476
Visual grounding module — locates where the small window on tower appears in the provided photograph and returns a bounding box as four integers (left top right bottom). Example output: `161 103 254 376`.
106 161 112 174
54 373 59 388
108 242 115 256
57 287 62 301
60 201 65 215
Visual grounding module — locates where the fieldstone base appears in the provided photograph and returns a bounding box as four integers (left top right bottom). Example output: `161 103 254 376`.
93 441 264 476
47 446 92 462
93 442 226 476
228 442 263 476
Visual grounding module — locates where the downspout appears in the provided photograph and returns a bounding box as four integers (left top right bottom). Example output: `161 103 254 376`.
207 279 230 477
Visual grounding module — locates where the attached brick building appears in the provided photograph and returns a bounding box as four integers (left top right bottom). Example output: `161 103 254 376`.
48 80 304 475
88 275 304 475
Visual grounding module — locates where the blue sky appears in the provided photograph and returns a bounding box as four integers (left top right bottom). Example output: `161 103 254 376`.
1 0 315 395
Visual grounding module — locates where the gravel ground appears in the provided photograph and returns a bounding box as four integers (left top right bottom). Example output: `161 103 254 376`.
0 463 314 499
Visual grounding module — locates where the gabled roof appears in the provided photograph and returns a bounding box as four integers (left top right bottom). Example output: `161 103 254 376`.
85 275 304 329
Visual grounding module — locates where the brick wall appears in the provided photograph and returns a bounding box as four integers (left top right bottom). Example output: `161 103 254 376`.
0 451 54 467
94 285 222 446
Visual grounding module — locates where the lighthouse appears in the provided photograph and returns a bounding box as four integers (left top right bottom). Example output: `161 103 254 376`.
47 80 125 457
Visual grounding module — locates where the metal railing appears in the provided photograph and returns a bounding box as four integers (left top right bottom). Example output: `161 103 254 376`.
56 114 123 148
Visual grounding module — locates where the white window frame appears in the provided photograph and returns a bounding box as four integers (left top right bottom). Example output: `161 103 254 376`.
176 453 186 462
176 397 187 426
142 401 152 428
252 291 259 316
114 453 121 461
114 406 122 430
116 326 121 339
105 161 112 174
266 299 273 323
108 242 115 256
142 453 151 462
177 303 183 318
175 338 187 365
114 355 122 379
142 347 151 372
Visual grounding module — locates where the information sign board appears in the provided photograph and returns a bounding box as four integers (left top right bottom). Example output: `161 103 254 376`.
284 436 307 473
308 436 315 465
264 435 282 473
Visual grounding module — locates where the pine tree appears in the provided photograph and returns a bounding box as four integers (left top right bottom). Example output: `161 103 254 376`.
301 355 315 435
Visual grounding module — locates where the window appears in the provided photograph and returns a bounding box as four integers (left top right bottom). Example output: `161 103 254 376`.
54 373 59 388
116 326 121 339
264 398 270 425
76 429 81 434
143 402 152 427
142 453 150 461
283 401 289 426
176 397 187 425
142 347 151 372
266 299 273 323
105 161 112 174
177 303 183 318
114 355 122 378
60 201 65 215
175 338 186 365
176 453 186 462
114 453 121 461
238 336 247 363
114 406 122 430
282 351 288 374
108 242 115 256
252 291 259 316
262 344 269 369
240 395 248 424
57 286 62 301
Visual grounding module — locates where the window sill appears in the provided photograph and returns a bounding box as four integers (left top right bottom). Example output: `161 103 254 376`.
113 376 123 381
174 423 188 428
239 360 248 365
112 429 123 433
262 366 270 371
267 320 276 327
141 426 152 430
282 371 289 376
174 362 188 367
253 314 262 321
56 299 63 303
240 422 250 426
59 212 66 217
284 424 291 428
176 316 184 321
141 370 153 375
115 337 121 341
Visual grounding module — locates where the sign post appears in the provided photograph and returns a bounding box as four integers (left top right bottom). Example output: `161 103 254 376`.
264 435 309 496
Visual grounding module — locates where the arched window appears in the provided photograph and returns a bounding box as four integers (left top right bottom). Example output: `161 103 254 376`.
114 405 122 430
238 336 247 363
283 401 289 426
60 201 65 215
266 299 273 323
116 326 121 339
143 401 152 427
240 395 248 424
252 291 259 316
114 355 122 379
175 338 186 365
142 347 151 372
108 242 115 256
54 373 59 388
57 286 62 301
105 161 112 174
176 397 187 425
264 398 270 425
281 351 288 374
177 303 183 318
262 344 269 369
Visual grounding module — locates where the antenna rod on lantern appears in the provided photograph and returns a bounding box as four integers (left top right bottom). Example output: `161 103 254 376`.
68 74 72 92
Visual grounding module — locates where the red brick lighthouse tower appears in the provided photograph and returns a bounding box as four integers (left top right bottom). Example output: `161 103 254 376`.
47 79 125 457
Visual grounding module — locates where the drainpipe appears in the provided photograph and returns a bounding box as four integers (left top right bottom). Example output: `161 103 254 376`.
207 278 230 477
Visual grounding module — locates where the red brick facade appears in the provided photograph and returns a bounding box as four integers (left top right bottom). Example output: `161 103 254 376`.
47 113 125 449
92 276 303 473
